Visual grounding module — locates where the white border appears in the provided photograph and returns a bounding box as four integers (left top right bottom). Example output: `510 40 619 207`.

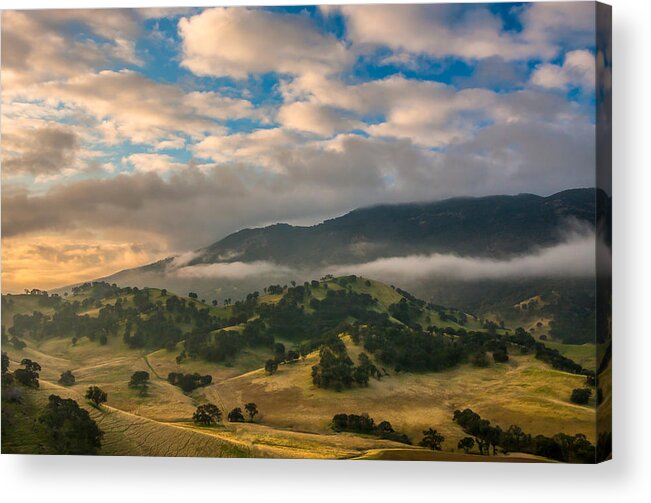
2 1 650 501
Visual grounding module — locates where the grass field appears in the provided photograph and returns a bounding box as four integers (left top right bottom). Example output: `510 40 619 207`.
2 329 596 459
543 341 597 371
1 280 599 460
210 336 596 453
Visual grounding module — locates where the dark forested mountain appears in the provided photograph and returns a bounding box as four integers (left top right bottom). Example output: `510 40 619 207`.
70 188 608 325
191 188 603 267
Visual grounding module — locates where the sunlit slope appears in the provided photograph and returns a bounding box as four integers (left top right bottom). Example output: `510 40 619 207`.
211 336 596 451
2 277 597 459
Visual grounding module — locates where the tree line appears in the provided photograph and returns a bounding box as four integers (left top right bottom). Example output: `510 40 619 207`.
453 408 596 463
331 413 411 444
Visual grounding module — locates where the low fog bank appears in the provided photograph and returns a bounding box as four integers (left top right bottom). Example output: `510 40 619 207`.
163 232 604 288
171 260 293 280
330 232 602 283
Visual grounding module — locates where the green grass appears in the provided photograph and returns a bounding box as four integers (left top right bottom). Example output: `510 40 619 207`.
211 335 597 455
2 294 57 328
543 341 597 371
1 278 598 459
1 387 55 454
2 329 596 459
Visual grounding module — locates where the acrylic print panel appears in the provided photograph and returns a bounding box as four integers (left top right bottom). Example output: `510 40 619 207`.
0 2 611 462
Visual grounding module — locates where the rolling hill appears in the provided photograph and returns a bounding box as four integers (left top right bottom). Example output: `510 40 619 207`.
84 188 609 334
2 276 604 461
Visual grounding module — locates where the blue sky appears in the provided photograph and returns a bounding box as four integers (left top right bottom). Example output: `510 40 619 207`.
1 3 603 290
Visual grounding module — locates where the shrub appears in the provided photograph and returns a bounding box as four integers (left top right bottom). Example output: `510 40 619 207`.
228 407 245 422
492 349 509 363
193 403 222 425
58 370 76 386
39 394 103 454
85 385 107 407
570 388 592 404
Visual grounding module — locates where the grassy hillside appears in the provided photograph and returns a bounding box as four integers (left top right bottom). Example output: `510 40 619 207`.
211 336 596 450
1 276 600 461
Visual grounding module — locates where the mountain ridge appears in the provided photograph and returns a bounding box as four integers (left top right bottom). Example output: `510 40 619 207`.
52 188 609 309
190 187 603 267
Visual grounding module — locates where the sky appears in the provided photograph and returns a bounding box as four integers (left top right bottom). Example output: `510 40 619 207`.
1 2 602 292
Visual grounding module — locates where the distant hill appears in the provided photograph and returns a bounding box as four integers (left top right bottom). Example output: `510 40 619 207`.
63 188 608 330
191 188 603 267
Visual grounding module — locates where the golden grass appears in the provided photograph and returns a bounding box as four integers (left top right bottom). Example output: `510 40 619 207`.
2 283 598 460
355 448 551 462
210 336 596 455
35 380 252 457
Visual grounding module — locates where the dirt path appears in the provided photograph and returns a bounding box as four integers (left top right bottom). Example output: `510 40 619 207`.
142 352 162 380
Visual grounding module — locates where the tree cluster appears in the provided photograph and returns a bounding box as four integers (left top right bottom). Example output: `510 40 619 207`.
58 370 76 386
39 394 103 454
570 388 592 404
331 413 411 444
419 428 445 450
311 335 379 391
193 403 222 425
14 358 41 388
85 386 108 407
453 408 595 462
167 372 212 393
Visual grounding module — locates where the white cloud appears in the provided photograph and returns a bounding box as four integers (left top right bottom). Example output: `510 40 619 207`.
193 128 306 170
122 153 186 174
332 233 597 281
280 74 493 147
183 91 270 122
154 137 187 151
173 260 292 279
531 50 596 90
178 7 351 79
22 70 262 147
329 3 595 62
1 9 143 90
278 102 361 136
519 2 596 57
280 74 587 148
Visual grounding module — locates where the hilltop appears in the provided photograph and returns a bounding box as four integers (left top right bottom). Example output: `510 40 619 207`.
193 188 604 266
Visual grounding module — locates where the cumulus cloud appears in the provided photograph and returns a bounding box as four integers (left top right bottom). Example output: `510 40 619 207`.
183 91 270 122
281 74 496 146
330 2 595 62
192 128 307 169
278 102 362 136
30 70 232 145
122 153 186 174
2 125 79 176
1 6 600 292
279 74 590 148
331 233 597 282
178 7 351 78
531 49 596 90
1 9 142 90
